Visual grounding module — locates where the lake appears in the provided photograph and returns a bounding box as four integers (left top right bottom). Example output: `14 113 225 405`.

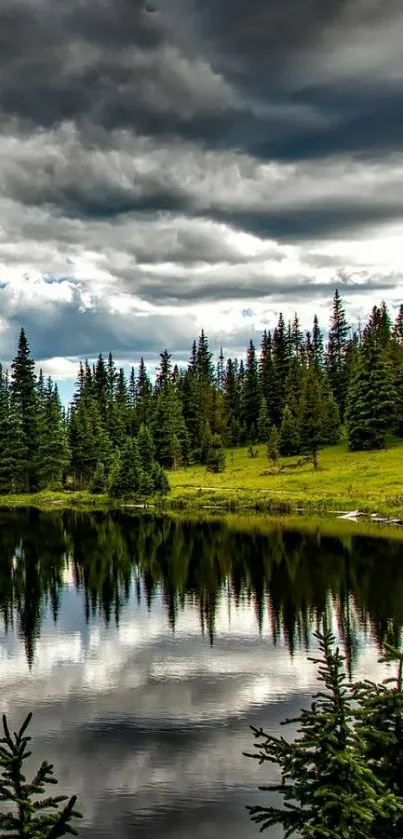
0 508 402 838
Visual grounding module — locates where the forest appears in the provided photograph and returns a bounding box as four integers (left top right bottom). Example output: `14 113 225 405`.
0 289 402 498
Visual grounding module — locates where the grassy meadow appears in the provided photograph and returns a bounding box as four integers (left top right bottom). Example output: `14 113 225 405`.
168 438 403 518
0 438 402 522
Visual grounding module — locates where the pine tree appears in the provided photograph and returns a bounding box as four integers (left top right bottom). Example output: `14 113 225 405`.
216 346 225 390
37 381 69 490
137 357 152 427
320 376 341 445
259 331 277 427
279 404 300 456
242 340 260 439
266 426 280 466
155 349 172 391
312 314 325 375
223 358 241 445
299 366 324 469
363 302 392 352
109 437 144 498
11 328 39 492
346 342 396 451
245 629 399 838
137 423 155 474
272 313 290 425
257 397 271 443
354 642 403 839
0 368 25 493
393 304 403 343
206 433 226 473
0 712 82 837
326 289 350 419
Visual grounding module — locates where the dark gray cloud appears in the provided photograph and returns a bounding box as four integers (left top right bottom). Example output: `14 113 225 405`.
0 0 402 367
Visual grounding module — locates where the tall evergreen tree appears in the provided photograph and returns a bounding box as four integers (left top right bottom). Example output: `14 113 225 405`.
272 313 289 425
279 404 301 456
37 380 69 489
246 629 400 838
11 328 38 492
326 289 350 419
346 342 395 451
299 366 324 468
242 340 260 439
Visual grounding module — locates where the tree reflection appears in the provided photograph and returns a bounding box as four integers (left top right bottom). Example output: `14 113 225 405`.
0 509 402 668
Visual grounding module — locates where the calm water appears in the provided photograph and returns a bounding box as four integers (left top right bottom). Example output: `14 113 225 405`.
1 509 403 838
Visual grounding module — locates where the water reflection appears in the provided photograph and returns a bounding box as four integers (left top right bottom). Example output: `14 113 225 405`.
0 509 402 670
0 510 402 838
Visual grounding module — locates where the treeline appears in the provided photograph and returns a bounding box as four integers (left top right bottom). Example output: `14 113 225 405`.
0 290 403 495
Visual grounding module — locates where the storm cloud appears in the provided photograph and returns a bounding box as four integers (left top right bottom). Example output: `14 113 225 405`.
0 0 402 371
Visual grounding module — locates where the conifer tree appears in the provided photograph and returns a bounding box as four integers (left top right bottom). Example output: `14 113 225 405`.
246 629 399 838
393 304 403 343
242 340 260 439
223 358 241 445
354 642 403 839
109 437 144 498
0 368 25 493
137 357 152 427
272 313 290 425
0 712 82 838
320 376 341 445
299 366 323 468
259 331 277 427
346 342 396 451
312 314 325 375
11 328 39 492
206 433 226 473
37 380 69 489
137 423 155 474
326 289 350 419
257 397 271 443
266 426 280 466
279 404 300 456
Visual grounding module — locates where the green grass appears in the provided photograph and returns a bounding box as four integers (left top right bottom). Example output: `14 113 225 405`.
1 439 403 524
168 439 403 518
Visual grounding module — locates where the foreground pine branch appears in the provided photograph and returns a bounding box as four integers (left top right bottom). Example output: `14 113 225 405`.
245 628 403 838
0 712 82 838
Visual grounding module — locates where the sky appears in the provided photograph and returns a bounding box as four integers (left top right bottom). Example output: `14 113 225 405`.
1 0 403 401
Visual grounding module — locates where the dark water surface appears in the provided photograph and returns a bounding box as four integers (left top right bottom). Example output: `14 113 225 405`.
1 509 403 838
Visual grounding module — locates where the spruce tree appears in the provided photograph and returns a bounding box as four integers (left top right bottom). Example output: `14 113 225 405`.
0 712 82 837
266 426 280 466
346 342 396 451
326 289 350 419
354 642 403 839
272 313 290 425
206 433 226 473
242 340 260 440
279 404 300 456
259 331 277 427
37 381 69 490
137 423 155 474
299 366 323 469
257 397 271 443
11 328 39 492
312 314 325 375
245 629 399 838
109 437 144 498
320 376 341 445
0 368 25 493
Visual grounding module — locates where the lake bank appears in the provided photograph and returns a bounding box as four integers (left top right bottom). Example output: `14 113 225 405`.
0 440 402 524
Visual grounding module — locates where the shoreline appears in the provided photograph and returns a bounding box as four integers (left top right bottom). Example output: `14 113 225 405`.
0 485 402 529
